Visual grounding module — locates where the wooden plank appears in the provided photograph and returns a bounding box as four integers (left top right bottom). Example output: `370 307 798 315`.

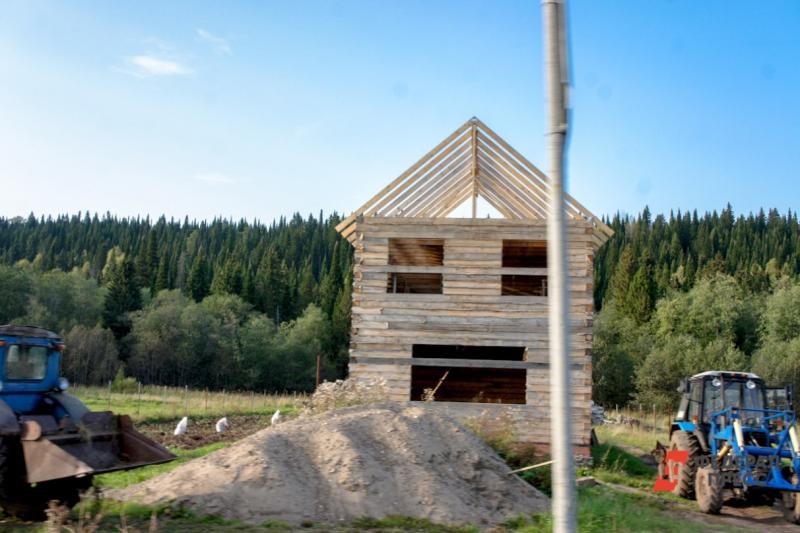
335 119 474 233
476 133 561 216
409 169 474 218
351 356 588 371
477 164 544 219
380 148 473 217
428 186 474 219
474 118 612 239
477 147 551 218
366 131 473 218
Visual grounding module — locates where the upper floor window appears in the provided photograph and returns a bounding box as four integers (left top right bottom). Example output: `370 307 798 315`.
389 239 444 266
502 240 547 268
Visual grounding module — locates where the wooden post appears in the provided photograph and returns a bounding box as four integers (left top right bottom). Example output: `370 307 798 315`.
204 389 209 414
137 382 142 416
250 390 255 410
107 381 112 410
315 353 322 389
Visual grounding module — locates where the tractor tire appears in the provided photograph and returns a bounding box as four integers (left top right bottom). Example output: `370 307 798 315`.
0 437 93 520
782 475 800 524
695 464 724 514
667 430 701 499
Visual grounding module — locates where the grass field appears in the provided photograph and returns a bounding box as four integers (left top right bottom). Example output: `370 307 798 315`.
72 384 304 422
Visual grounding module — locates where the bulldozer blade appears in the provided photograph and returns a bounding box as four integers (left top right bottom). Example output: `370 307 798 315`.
19 414 175 484
97 415 176 473
21 421 94 484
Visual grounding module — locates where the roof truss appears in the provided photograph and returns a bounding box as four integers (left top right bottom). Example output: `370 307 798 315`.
336 117 613 244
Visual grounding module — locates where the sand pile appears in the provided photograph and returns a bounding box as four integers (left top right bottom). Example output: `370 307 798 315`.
111 403 547 526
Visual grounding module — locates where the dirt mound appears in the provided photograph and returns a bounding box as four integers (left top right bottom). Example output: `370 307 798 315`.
111 403 547 526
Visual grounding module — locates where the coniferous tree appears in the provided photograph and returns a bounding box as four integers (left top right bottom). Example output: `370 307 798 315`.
187 252 210 302
101 258 141 344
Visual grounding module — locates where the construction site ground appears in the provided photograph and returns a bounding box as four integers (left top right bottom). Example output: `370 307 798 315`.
2 406 799 531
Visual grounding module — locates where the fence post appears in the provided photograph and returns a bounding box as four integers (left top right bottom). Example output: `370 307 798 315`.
204 388 208 414
250 391 255 411
107 381 112 409
184 385 189 414
222 389 225 413
652 404 657 436
137 381 142 416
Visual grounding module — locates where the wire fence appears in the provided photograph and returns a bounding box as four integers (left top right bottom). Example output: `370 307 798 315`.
71 383 307 422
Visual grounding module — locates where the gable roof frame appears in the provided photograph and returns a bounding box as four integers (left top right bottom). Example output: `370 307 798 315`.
336 117 613 246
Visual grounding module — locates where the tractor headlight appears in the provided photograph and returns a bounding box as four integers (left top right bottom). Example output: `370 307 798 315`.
746 380 757 390
712 377 721 388
57 377 69 391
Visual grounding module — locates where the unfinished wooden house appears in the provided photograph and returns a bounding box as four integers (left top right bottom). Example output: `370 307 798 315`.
335 118 612 455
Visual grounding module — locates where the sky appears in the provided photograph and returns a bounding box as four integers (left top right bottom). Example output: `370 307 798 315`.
1 0 798 223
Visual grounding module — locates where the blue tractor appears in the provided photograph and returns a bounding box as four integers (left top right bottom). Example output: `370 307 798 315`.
656 370 800 523
0 325 174 518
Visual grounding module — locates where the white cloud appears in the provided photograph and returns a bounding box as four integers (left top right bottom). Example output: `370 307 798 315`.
194 173 235 184
196 29 231 55
120 55 192 77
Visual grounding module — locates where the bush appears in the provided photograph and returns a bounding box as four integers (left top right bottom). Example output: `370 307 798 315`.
110 368 138 393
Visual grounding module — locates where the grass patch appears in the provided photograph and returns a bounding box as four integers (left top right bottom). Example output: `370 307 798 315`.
589 443 656 489
594 424 667 456
350 516 480 532
502 486 725 532
95 442 228 489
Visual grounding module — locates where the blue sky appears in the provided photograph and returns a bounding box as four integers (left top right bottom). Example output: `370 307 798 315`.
1 0 798 223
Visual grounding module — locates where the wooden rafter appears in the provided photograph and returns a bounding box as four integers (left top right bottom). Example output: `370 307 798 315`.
337 117 613 244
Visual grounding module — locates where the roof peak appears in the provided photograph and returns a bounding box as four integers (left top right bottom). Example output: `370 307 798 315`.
336 118 612 245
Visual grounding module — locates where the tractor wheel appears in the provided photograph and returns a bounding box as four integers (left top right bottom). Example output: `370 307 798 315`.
782 475 800 524
0 437 93 520
666 430 701 499
695 464 723 514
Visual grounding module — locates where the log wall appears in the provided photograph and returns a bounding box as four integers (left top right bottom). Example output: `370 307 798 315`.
347 217 596 452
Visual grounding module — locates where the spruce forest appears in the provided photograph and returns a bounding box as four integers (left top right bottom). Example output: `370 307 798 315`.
1 205 799 408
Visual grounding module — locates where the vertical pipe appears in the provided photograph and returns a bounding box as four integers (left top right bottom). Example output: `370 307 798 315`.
543 1 576 531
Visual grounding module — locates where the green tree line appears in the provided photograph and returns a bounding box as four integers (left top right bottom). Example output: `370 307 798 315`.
594 205 800 410
0 212 352 391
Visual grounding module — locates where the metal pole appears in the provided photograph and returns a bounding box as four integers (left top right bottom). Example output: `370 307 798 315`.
543 1 576 532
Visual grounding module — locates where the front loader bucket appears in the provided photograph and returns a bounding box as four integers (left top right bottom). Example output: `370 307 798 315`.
20 412 175 484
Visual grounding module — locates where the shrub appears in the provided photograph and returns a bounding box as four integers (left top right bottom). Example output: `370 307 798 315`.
110 368 138 394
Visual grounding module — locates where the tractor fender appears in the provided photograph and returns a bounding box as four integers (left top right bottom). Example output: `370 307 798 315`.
674 421 696 433
0 398 21 436
46 392 90 421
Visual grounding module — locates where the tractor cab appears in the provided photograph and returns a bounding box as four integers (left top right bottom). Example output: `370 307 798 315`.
0 325 71 415
674 371 793 436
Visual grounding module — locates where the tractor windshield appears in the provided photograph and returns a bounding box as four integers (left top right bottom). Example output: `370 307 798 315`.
5 344 48 380
703 378 765 424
